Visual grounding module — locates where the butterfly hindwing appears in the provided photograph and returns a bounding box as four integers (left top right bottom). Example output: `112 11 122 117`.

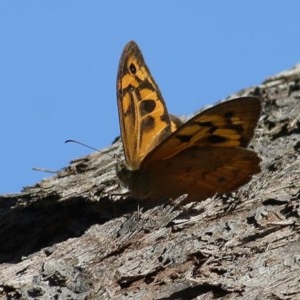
141 147 261 201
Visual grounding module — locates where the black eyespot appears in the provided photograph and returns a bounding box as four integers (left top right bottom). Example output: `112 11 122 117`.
177 134 192 143
217 176 226 184
207 135 227 144
140 100 156 115
129 63 136 74
225 111 234 118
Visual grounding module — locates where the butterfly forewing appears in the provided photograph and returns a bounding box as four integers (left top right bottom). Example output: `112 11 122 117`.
117 41 173 170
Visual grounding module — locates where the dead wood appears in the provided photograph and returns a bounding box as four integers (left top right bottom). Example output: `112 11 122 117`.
0 64 300 300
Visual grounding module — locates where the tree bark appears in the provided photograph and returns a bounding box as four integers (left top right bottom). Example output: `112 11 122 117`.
1 64 300 299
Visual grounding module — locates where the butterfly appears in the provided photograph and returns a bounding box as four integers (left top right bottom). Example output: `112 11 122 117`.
116 41 261 201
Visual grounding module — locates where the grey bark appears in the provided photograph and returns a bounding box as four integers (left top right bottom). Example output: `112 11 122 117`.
1 64 300 299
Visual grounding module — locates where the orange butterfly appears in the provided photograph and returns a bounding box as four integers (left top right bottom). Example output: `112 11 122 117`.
116 41 261 201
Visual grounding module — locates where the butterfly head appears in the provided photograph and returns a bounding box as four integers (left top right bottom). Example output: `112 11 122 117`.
115 161 129 184
116 161 155 200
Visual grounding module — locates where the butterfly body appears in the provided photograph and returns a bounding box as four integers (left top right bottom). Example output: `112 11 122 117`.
116 41 261 201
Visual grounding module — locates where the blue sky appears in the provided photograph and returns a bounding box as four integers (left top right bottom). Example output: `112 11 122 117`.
1 2 299 194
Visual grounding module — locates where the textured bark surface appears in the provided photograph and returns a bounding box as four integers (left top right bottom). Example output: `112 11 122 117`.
1 64 300 300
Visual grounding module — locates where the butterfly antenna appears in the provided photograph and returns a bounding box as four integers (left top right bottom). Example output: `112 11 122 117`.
65 139 120 162
32 167 60 174
65 139 101 153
